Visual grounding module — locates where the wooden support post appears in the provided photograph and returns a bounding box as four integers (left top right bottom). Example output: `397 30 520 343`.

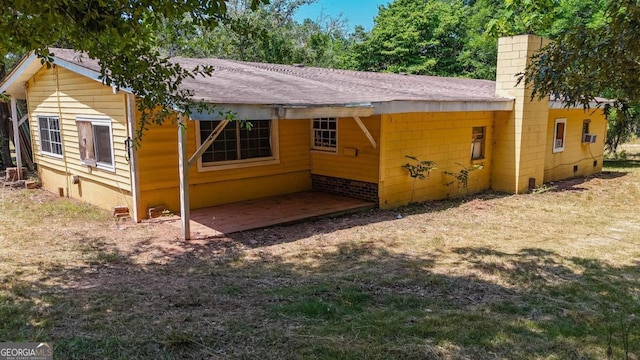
187 119 229 168
353 116 377 149
10 97 22 180
178 116 191 240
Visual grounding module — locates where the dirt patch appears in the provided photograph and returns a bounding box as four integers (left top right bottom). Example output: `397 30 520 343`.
1 166 639 359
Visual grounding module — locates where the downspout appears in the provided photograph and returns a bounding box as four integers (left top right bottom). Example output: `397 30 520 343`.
126 94 141 222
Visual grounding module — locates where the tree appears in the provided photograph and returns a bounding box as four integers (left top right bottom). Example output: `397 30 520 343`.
486 0 561 37
349 0 469 76
155 0 350 69
521 0 640 151
0 53 26 169
0 0 266 141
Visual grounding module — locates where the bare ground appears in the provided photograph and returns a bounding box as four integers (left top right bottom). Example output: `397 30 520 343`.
1 166 639 359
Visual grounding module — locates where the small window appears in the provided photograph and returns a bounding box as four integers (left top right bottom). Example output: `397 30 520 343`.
553 118 566 153
582 119 591 142
471 126 485 160
200 120 273 165
312 117 337 152
76 117 114 170
38 116 63 157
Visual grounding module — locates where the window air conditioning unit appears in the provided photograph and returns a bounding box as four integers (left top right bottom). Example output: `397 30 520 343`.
583 134 597 143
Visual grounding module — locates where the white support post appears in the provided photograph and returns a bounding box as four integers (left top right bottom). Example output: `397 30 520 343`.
178 115 191 240
10 97 22 180
126 94 141 222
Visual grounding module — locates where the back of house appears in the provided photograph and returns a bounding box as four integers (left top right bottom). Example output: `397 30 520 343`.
0 35 607 224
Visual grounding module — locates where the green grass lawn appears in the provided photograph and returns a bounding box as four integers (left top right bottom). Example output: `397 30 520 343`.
1 161 639 359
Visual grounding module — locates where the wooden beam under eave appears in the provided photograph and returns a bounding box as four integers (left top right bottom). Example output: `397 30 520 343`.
187 119 230 168
353 116 377 149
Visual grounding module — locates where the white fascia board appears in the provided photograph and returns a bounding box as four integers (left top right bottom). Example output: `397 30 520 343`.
0 52 134 97
372 100 514 115
190 104 274 121
0 52 38 97
549 100 611 109
189 103 375 120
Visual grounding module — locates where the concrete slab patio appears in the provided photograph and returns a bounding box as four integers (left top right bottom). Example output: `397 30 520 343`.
162 191 376 238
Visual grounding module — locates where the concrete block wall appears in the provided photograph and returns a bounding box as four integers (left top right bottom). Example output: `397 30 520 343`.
493 35 551 193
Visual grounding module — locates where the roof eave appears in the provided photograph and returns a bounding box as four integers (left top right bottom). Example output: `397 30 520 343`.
549 99 614 109
372 99 515 114
189 103 375 120
0 51 134 98
0 52 39 97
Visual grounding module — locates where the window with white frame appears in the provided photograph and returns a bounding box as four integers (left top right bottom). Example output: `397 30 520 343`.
200 119 273 165
471 126 485 160
312 117 337 151
553 118 566 153
38 116 63 157
76 117 114 170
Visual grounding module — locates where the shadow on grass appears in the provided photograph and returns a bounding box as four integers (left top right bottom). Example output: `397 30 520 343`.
229 191 512 249
541 171 629 193
1 237 638 359
604 159 640 169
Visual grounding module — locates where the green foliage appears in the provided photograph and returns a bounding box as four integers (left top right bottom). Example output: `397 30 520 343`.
530 183 558 194
348 0 471 76
402 155 437 180
605 105 640 153
486 0 560 37
522 0 640 124
443 163 483 190
0 0 266 141
155 0 350 69
402 155 437 203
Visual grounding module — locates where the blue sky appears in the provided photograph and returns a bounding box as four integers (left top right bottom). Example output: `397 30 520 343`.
294 0 390 31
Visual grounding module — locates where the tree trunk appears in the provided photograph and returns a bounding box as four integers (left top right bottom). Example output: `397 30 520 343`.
0 62 15 169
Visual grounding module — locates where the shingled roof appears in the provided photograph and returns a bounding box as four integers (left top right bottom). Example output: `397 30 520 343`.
47 48 511 107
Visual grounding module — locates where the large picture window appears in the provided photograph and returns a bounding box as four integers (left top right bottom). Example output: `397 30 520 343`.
312 117 337 152
200 120 273 165
553 118 566 153
76 117 114 171
38 116 63 157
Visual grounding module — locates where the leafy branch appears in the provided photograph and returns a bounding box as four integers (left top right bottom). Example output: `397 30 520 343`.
402 155 437 203
443 163 483 192
402 155 437 179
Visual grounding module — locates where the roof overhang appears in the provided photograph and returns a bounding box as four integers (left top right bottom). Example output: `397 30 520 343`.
0 51 132 98
372 99 514 114
0 52 39 97
189 103 375 120
549 99 614 109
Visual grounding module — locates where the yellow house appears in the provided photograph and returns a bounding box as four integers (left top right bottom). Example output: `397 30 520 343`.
0 35 607 238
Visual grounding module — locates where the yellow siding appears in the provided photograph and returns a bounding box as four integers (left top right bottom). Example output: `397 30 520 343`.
27 65 132 213
38 167 133 211
379 111 494 209
136 118 312 216
544 108 606 181
311 116 381 183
